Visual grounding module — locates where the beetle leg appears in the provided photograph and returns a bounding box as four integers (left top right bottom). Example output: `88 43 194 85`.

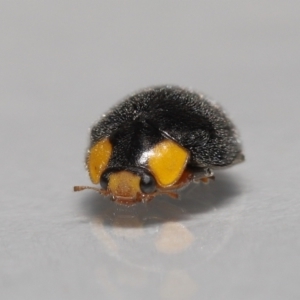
199 175 215 184
191 167 214 183
158 190 179 199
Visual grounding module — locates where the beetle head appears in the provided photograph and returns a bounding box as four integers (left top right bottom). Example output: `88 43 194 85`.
99 167 157 205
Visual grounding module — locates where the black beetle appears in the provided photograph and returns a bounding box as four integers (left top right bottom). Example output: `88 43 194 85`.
74 85 244 205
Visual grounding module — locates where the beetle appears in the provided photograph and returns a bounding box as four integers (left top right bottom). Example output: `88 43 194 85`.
74 85 244 205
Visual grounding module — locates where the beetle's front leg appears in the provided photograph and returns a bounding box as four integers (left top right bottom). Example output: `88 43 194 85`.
190 167 214 183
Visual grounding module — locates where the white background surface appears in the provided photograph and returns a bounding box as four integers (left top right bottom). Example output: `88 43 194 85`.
1 1 299 299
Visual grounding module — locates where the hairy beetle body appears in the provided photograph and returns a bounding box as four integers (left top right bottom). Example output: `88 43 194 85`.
75 86 244 205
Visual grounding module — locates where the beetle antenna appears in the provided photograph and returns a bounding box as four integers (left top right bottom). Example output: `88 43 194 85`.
73 186 102 193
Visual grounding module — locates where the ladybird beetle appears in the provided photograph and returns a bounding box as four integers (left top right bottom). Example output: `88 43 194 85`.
74 86 244 205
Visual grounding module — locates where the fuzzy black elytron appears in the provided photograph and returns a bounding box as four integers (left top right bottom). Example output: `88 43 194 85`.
74 86 244 205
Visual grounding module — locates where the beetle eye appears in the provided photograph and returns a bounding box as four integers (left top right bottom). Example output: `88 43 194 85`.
140 173 156 194
100 169 110 190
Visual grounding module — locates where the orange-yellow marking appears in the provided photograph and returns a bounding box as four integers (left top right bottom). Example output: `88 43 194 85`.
148 139 189 187
87 139 112 184
108 171 141 198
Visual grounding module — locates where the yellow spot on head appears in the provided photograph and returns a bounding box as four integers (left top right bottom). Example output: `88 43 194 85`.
108 171 141 199
148 139 189 187
87 139 112 184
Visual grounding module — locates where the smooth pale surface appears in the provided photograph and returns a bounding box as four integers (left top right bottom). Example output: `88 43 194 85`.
0 1 299 300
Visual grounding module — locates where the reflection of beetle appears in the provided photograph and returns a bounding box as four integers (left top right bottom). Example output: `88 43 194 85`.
74 86 244 205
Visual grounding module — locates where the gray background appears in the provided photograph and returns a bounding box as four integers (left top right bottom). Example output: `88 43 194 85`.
1 1 299 299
